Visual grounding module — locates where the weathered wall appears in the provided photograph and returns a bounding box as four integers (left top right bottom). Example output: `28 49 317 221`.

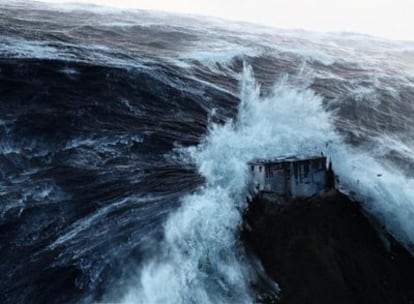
289 159 326 198
249 158 326 198
264 165 286 194
250 164 266 191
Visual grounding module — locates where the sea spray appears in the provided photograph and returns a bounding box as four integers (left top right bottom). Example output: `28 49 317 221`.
121 65 339 303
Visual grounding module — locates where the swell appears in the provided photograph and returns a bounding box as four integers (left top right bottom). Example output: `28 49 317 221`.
0 57 237 303
1 3 414 304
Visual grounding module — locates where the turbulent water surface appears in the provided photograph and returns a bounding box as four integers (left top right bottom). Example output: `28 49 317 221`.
1 2 414 303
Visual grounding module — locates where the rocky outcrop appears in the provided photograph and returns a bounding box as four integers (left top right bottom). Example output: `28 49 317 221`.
242 190 414 304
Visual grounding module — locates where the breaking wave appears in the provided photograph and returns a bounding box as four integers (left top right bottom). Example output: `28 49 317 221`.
120 64 338 303
121 62 414 302
1 2 414 303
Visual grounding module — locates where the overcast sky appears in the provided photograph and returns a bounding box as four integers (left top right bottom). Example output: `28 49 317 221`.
42 0 413 41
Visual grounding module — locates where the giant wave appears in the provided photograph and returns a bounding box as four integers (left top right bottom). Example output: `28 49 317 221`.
1 2 414 304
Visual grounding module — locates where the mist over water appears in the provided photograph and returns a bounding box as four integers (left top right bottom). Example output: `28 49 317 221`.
121 66 338 302
330 146 414 251
1 2 414 303
123 64 414 302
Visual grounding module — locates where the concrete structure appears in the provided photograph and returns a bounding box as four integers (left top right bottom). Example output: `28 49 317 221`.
248 155 329 198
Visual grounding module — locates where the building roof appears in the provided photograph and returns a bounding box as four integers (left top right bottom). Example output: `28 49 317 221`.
248 155 325 165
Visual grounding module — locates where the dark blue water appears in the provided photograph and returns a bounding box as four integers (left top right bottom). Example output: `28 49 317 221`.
1 2 414 303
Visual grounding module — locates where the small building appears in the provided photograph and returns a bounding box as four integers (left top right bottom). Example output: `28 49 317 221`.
248 155 331 199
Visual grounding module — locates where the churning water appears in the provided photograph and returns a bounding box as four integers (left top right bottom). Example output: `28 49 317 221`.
1 2 414 303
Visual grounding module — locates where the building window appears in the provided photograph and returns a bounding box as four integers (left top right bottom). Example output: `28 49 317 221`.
304 162 310 177
251 165 254 171
259 166 262 172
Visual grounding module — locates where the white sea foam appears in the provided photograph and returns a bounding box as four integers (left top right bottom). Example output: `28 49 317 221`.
329 144 414 251
119 63 414 303
64 134 143 151
60 67 79 77
120 65 339 303
179 44 254 71
0 37 153 70
50 194 141 250
0 38 61 59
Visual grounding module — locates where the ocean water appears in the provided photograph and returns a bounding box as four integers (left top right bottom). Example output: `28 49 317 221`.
1 2 414 303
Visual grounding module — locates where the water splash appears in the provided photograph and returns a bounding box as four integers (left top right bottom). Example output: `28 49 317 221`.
120 65 340 303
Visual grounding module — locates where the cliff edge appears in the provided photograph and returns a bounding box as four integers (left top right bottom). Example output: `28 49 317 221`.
242 190 414 304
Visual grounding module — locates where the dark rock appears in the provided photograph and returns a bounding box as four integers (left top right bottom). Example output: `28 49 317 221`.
242 190 414 304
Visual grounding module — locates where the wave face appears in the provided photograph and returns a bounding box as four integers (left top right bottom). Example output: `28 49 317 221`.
1 2 414 303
